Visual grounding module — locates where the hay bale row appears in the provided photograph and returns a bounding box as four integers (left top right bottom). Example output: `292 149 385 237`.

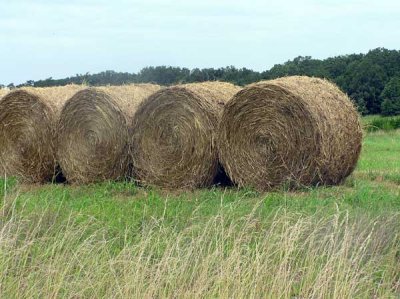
0 84 161 183
218 76 363 191
0 77 362 191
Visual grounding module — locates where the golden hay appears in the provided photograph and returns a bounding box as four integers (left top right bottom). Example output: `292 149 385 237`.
131 81 241 189
57 84 161 184
0 85 83 182
218 76 363 191
0 89 9 99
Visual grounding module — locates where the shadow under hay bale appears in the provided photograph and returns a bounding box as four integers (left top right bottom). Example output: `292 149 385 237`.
0 86 83 183
131 81 241 189
57 84 161 184
212 163 234 187
218 76 363 191
53 164 67 184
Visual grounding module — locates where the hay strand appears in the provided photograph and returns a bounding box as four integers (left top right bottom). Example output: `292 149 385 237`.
218 76 363 191
131 81 241 189
57 84 161 184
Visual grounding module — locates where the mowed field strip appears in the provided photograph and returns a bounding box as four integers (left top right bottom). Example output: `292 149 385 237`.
0 129 399 298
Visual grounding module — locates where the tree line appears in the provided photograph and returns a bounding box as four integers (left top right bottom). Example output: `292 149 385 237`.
2 47 400 115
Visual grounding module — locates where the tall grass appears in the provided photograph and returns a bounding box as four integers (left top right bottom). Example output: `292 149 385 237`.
363 115 400 132
1 128 400 298
1 195 399 298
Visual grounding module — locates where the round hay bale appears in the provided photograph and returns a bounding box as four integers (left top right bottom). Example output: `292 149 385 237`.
131 81 241 189
218 76 363 191
0 86 83 182
57 84 161 184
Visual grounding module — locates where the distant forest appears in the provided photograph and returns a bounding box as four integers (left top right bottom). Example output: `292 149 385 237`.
2 47 400 115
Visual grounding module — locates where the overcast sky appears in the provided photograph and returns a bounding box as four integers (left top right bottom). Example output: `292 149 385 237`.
1 0 399 84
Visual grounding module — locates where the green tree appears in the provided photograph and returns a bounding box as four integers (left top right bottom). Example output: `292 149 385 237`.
380 76 400 116
338 60 387 114
355 98 368 115
9 47 400 115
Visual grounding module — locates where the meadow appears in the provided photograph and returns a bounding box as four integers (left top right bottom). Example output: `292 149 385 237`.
0 120 399 298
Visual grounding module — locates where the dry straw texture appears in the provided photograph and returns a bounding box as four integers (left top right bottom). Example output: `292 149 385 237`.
0 89 9 99
218 76 363 191
57 84 161 184
0 86 83 182
131 81 241 189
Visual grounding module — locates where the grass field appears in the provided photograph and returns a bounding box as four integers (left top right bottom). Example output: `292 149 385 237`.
362 114 400 132
1 130 400 298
